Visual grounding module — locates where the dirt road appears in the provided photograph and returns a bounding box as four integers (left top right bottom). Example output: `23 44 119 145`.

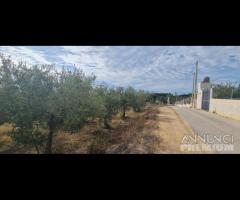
154 106 196 153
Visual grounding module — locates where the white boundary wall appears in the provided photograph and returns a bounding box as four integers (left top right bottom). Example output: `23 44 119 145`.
196 92 202 109
176 104 191 108
209 98 240 120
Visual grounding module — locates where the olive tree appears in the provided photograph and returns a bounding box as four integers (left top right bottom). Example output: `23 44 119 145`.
117 87 149 118
0 56 101 153
132 90 149 112
49 68 99 131
43 68 101 153
0 56 56 153
0 55 150 153
94 85 121 129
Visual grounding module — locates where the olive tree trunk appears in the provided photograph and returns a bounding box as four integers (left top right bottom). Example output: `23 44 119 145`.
45 114 56 154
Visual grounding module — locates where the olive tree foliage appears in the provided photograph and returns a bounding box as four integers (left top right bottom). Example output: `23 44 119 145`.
0 55 150 153
0 56 100 153
93 86 149 125
0 55 16 125
0 55 56 153
132 90 149 112
117 86 130 119
50 68 100 132
118 86 149 118
43 68 102 153
94 85 121 128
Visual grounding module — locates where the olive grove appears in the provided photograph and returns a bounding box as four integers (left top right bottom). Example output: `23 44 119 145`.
0 55 149 153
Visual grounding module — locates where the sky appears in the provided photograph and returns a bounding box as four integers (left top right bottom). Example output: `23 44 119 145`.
0 46 239 94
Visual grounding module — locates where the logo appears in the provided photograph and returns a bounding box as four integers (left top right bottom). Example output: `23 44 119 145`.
180 133 234 152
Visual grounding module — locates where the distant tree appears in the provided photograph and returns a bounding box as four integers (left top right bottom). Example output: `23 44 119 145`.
118 87 131 119
213 81 240 99
132 90 148 112
233 83 240 98
117 86 149 118
94 86 149 128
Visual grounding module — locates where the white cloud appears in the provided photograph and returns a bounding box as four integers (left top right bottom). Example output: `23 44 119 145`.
0 46 51 65
1 46 240 93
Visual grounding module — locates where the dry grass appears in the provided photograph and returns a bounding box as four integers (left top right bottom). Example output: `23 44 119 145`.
51 106 163 154
53 121 99 153
0 105 163 154
0 123 12 135
105 105 165 154
1 104 189 154
0 123 13 151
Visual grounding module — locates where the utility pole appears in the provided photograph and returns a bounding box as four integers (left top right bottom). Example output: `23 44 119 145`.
231 88 234 99
191 61 198 108
175 92 177 105
194 61 198 108
192 71 195 107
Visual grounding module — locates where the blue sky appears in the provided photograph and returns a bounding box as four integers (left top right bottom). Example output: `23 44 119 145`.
0 46 239 94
